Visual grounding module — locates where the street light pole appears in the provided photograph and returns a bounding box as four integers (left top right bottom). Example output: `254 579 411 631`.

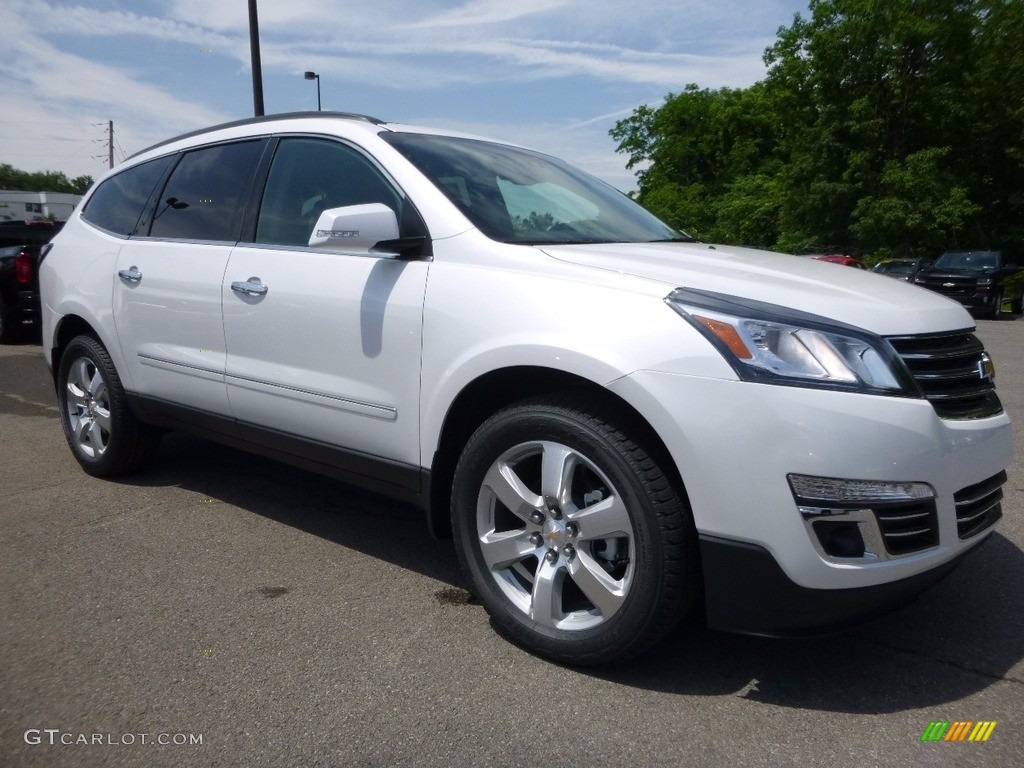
304 71 321 111
248 0 265 116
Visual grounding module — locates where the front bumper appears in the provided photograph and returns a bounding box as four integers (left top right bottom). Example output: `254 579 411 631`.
913 282 1000 313
12 288 40 328
958 290 999 313
607 370 1013 631
699 533 979 635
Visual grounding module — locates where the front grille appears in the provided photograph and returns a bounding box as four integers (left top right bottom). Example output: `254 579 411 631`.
916 275 975 299
887 331 1002 419
955 471 1005 539
873 501 939 555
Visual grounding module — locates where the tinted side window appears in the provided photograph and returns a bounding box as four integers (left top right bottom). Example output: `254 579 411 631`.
255 138 402 247
81 155 174 236
150 141 264 242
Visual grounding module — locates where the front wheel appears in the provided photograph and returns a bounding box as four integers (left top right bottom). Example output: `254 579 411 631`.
451 393 697 665
991 290 1006 319
57 335 160 477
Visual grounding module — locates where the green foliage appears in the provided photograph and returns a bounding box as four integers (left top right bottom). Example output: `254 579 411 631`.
850 147 980 258
0 163 93 195
610 83 783 247
612 0 1024 257
1004 269 1024 297
511 211 556 234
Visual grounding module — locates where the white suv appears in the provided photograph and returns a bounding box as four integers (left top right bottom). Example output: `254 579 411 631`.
40 112 1013 664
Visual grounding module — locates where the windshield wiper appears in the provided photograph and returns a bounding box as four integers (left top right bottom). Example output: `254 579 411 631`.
648 236 699 243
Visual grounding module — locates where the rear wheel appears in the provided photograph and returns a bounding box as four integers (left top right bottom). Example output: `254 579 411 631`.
451 393 697 665
1011 293 1023 315
57 335 160 476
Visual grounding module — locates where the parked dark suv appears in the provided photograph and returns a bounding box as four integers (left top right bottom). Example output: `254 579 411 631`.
912 250 1023 318
0 221 62 342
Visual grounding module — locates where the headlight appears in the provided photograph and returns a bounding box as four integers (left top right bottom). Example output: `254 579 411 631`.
977 277 993 285
666 288 914 395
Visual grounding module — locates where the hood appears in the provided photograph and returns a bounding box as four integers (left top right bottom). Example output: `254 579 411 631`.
923 265 992 275
540 242 973 337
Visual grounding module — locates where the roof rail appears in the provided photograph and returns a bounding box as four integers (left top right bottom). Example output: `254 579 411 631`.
129 111 387 160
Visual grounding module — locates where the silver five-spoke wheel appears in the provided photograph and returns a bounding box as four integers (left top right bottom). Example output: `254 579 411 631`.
65 355 112 459
453 394 697 665
478 440 634 631
57 334 159 477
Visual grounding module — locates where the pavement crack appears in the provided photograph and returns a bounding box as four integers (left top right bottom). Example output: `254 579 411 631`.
862 636 1024 686
2 392 59 414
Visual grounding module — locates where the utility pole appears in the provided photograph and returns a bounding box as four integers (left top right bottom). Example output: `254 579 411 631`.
248 0 265 116
108 120 114 169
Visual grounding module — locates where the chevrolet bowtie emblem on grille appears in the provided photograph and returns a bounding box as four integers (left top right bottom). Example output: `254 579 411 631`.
943 282 956 288
977 352 995 383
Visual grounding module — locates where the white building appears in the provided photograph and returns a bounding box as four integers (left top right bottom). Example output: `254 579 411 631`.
0 190 82 222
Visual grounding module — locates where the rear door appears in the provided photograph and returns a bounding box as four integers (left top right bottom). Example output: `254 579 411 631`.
112 139 266 417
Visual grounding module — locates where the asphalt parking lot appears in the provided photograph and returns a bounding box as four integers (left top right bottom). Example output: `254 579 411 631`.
1 320 1022 768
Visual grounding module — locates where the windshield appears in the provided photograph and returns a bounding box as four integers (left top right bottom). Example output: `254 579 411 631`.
934 251 1000 270
381 132 689 245
875 260 916 274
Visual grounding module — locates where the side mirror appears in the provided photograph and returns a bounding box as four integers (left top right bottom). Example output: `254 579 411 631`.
308 203 400 252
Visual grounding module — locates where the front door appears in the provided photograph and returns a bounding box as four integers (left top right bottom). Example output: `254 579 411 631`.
222 137 428 485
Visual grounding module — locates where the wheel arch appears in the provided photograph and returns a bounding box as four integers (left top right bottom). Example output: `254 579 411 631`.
50 314 105 386
426 365 688 539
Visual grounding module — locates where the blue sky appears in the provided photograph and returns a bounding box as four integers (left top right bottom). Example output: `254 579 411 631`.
0 0 811 190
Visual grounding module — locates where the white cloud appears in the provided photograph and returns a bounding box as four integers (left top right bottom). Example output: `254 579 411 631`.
0 0 810 183
0 3 234 176
410 0 572 28
8 1 791 91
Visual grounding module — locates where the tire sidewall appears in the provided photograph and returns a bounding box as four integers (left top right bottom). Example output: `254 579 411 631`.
452 403 670 662
1010 292 1023 316
992 290 1004 319
57 336 124 474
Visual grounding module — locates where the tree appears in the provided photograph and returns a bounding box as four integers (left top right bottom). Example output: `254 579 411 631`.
0 163 93 195
764 0 984 254
611 0 1024 257
610 83 782 247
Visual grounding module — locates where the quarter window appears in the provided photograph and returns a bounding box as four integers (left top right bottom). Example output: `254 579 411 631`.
81 155 174 236
255 138 402 247
149 141 264 242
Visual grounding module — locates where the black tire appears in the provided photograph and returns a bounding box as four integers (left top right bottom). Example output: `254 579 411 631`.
1011 293 1023 315
991 290 1006 319
451 392 698 665
57 334 160 477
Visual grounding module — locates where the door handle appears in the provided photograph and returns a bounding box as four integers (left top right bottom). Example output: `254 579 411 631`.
231 277 269 297
118 266 142 283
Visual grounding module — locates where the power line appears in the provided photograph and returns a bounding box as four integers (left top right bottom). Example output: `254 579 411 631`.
0 135 92 144
114 136 128 163
0 120 83 126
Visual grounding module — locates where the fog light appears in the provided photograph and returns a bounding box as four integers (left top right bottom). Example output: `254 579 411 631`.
789 474 938 562
788 474 934 504
811 520 866 558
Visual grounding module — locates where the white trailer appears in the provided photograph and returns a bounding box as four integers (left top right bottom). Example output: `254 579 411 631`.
0 190 82 223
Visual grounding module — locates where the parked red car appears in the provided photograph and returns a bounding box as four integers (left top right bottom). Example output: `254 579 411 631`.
811 254 867 269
